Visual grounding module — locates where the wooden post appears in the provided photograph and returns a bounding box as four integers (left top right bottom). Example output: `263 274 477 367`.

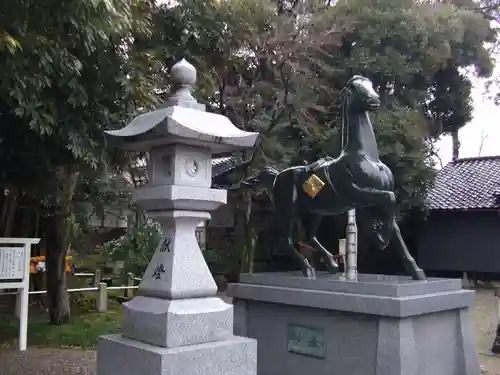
492 287 500 353
125 273 134 299
462 271 471 289
97 282 107 312
93 269 101 288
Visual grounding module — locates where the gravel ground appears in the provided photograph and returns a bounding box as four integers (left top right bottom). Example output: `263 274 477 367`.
0 289 499 375
0 349 96 375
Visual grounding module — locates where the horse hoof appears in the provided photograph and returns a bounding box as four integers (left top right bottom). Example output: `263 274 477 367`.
413 269 426 281
375 233 390 250
302 267 316 278
327 265 339 274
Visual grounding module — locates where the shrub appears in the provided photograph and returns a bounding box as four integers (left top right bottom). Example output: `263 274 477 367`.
96 220 162 279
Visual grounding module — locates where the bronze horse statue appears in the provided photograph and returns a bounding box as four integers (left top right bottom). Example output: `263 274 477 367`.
254 76 426 280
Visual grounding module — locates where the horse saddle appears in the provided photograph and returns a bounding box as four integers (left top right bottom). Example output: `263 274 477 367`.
301 157 335 198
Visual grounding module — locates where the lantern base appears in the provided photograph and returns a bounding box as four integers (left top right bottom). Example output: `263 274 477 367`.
122 296 233 348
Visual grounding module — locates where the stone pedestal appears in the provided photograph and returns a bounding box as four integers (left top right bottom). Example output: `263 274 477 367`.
98 260 257 375
98 58 258 375
98 335 256 375
228 272 479 375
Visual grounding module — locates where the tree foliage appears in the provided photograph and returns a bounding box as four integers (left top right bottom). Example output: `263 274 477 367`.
0 0 159 324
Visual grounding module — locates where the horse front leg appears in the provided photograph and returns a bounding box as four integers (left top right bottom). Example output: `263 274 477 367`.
274 179 315 278
392 220 426 281
304 214 339 274
288 211 315 278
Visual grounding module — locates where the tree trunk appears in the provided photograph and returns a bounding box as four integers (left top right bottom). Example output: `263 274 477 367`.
247 229 256 273
18 204 33 238
451 129 460 162
0 189 10 230
34 209 41 240
1 187 19 237
233 207 246 277
45 166 79 325
235 190 256 274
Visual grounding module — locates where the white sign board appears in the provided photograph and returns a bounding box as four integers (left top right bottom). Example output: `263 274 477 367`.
0 238 40 352
0 247 25 280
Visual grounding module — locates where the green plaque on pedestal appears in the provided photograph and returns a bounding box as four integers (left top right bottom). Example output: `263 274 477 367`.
286 324 325 359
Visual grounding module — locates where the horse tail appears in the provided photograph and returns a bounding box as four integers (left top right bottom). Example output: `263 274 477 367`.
260 165 280 188
242 165 280 200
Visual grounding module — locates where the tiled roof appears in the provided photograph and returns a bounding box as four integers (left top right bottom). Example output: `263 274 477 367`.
212 156 239 177
426 156 500 210
128 156 238 187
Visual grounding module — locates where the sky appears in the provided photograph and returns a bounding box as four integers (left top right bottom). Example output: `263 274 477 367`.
435 69 500 168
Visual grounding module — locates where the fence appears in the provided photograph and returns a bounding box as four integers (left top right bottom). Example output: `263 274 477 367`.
2 271 142 316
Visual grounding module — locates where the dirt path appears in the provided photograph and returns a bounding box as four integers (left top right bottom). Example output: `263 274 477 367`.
0 289 499 375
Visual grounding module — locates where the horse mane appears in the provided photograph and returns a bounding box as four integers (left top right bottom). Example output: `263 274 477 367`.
340 75 368 151
340 82 352 151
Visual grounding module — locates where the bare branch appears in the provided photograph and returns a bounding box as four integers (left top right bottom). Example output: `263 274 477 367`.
478 128 489 156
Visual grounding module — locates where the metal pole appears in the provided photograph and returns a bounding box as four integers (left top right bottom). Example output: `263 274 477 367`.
346 209 358 281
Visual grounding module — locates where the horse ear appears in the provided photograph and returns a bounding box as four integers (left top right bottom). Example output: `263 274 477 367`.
346 75 363 88
349 75 365 83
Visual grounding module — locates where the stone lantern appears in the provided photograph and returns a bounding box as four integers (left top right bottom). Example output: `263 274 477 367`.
97 59 259 375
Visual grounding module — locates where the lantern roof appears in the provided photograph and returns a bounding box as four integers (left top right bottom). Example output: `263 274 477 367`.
105 59 259 153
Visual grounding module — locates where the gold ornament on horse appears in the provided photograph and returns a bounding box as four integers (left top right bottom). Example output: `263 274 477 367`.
302 174 325 198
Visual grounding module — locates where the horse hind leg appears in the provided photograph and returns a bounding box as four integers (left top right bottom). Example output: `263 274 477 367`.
349 183 396 248
392 220 426 281
304 214 339 274
276 211 315 278
367 204 425 280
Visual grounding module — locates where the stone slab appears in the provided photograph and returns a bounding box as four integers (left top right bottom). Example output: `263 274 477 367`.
229 273 474 318
123 296 233 348
238 272 461 297
97 334 257 375
230 273 479 375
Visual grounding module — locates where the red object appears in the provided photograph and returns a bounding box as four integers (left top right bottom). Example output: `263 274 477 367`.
298 242 344 264
298 242 315 251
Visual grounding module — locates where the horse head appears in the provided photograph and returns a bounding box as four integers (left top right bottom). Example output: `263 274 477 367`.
343 76 380 113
